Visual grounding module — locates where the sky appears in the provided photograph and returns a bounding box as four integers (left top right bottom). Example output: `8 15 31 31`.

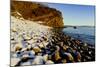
48 3 95 26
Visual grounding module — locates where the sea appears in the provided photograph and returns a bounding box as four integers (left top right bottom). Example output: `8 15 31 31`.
62 26 95 45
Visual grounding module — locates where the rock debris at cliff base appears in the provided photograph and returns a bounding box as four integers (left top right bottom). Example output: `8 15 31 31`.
11 16 95 66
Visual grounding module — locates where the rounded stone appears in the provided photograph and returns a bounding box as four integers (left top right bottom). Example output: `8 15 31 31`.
45 60 54 64
14 43 22 52
33 46 41 53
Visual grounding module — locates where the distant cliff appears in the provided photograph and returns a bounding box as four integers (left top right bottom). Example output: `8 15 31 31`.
11 1 64 27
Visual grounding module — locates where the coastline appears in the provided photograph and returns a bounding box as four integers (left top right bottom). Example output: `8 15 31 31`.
11 16 95 66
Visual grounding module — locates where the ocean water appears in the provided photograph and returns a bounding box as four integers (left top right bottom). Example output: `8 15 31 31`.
62 26 95 45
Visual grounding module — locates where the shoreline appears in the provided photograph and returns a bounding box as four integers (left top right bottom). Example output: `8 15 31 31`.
11 16 95 66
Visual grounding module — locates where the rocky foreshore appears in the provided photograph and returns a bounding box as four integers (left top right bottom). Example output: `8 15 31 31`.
11 16 95 66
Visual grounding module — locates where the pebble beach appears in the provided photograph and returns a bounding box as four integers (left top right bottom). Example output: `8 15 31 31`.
11 16 95 66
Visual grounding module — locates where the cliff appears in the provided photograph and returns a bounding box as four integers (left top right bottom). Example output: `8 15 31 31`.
11 1 64 27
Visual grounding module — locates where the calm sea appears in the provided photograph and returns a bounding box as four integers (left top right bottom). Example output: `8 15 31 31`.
62 26 95 45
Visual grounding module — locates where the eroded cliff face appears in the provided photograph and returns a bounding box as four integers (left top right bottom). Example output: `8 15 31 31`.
11 1 64 27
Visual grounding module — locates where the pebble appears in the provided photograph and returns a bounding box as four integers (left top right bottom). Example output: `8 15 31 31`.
28 50 35 58
14 43 22 52
38 43 44 48
11 45 15 52
89 51 92 55
27 45 32 50
27 39 34 44
43 54 48 62
16 51 22 57
22 53 29 58
63 45 69 51
64 52 74 61
21 47 27 52
55 51 61 61
56 45 60 51
11 58 20 66
84 43 88 46
21 61 31 66
33 46 41 53
45 60 54 64
61 59 67 63
23 35 31 41
32 56 44 65
42 41 49 47
11 28 17 32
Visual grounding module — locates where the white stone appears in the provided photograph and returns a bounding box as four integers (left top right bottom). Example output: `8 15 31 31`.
43 54 48 62
21 47 27 52
27 45 32 49
11 27 17 32
21 61 31 66
38 43 44 48
11 58 20 66
22 54 29 58
32 56 44 65
23 35 31 40
42 41 49 47
45 60 54 64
